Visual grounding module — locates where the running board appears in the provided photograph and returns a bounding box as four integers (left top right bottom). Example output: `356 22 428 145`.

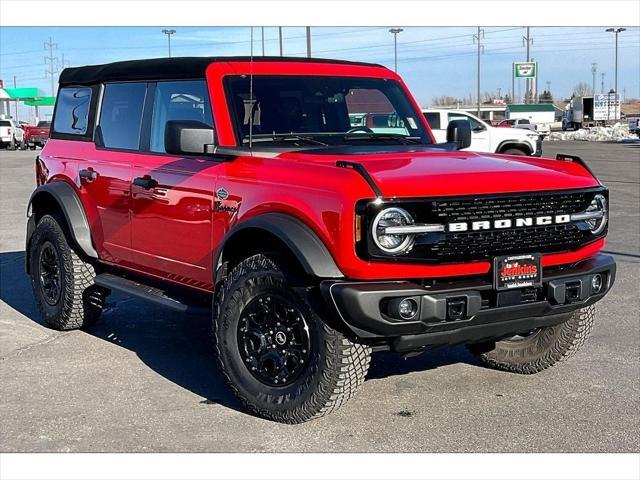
94 273 210 315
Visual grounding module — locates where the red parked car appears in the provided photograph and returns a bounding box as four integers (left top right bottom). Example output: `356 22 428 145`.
26 57 615 423
22 120 51 149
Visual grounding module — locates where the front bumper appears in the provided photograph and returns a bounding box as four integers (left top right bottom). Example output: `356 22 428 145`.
321 254 615 352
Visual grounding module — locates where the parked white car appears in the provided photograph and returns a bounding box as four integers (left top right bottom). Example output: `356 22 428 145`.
423 109 542 156
0 118 26 150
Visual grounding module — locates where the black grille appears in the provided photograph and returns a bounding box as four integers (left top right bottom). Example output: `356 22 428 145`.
425 192 592 261
360 189 606 263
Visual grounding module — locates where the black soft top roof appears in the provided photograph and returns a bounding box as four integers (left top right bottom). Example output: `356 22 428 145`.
58 56 383 86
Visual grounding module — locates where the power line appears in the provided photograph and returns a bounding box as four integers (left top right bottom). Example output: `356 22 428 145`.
44 36 58 97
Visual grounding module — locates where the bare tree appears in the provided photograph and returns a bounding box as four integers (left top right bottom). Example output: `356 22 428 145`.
573 82 593 97
432 95 461 106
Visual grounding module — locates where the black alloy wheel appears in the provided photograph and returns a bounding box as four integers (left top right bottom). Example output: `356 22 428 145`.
237 293 311 387
38 240 62 306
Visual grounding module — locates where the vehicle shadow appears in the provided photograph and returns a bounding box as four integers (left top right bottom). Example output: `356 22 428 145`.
0 250 480 412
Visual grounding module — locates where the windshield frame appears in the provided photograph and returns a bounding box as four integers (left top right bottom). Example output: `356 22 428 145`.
222 74 432 148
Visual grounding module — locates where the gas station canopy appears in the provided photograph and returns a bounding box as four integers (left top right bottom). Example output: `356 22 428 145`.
23 97 56 106
4 87 42 99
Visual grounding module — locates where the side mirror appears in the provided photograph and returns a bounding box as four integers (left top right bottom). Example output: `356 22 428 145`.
447 119 472 150
165 120 215 155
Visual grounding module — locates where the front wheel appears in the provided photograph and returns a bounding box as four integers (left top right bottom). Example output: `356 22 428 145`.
467 305 595 374
502 147 528 156
213 254 371 423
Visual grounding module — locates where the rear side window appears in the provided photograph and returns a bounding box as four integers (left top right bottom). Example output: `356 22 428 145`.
0 121 10 127
423 112 441 130
519 119 530 124
99 83 147 150
53 87 92 135
150 80 213 153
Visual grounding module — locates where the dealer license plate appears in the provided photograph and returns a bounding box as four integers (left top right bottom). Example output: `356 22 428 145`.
494 253 542 290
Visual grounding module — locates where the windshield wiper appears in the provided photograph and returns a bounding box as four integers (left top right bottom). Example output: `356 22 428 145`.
245 133 329 146
342 133 422 144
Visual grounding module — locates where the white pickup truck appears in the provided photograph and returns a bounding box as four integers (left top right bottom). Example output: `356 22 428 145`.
0 118 26 150
423 109 542 156
497 117 551 136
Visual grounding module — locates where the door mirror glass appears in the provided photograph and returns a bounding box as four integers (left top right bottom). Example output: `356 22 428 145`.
446 119 472 150
164 120 215 155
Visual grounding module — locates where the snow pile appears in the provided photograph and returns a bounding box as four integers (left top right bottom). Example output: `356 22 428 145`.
547 123 638 142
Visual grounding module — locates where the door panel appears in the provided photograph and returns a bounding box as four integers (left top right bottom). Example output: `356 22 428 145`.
130 155 218 288
79 152 132 263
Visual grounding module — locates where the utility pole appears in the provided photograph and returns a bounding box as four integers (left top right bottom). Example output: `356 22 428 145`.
532 57 538 103
601 72 605 94
161 29 176 57
545 80 551 95
591 63 598 95
44 37 58 97
278 27 283 56
388 28 404 73
497 87 501 99
13 76 19 123
306 27 311 58
522 27 533 103
605 27 626 96
473 27 484 116
511 63 515 104
261 27 265 56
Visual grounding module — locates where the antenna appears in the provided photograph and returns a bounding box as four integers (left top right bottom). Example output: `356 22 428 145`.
249 27 254 150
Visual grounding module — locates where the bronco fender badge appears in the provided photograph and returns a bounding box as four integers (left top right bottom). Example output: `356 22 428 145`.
216 187 229 200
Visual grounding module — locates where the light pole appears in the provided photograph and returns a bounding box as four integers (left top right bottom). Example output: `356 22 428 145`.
591 63 598 95
162 29 176 57
605 28 626 95
389 28 403 72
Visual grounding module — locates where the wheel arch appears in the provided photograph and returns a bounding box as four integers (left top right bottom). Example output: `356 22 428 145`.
26 182 97 273
496 140 533 155
214 213 344 286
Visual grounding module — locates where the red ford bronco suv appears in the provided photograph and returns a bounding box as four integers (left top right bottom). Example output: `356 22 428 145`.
27 57 615 423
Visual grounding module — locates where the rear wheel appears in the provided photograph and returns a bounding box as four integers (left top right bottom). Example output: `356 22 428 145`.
467 306 595 374
213 254 371 423
30 214 107 330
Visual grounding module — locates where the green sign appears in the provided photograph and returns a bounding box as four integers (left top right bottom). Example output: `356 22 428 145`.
513 62 537 78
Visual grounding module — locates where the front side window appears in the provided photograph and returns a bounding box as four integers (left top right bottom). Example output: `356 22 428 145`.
225 75 430 146
150 80 214 153
99 83 147 150
53 87 92 135
423 112 441 130
448 113 484 131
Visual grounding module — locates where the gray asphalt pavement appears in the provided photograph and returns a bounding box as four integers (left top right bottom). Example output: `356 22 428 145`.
1 141 638 452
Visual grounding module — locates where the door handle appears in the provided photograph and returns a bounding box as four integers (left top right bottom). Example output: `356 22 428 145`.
133 176 158 190
79 168 98 182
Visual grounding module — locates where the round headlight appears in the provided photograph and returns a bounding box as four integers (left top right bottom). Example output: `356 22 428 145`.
585 194 608 234
372 207 415 255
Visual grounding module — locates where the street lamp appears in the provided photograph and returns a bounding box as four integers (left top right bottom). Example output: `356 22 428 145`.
162 29 176 57
605 28 626 96
389 28 404 72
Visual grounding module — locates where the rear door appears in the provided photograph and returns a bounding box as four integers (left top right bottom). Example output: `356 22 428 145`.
129 80 218 289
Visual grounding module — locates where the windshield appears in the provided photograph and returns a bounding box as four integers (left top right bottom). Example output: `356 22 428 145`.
37 121 51 128
225 75 431 146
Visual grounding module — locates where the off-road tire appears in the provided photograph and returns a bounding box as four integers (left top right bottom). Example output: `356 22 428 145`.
502 147 528 156
467 305 595 374
213 254 371 424
30 214 107 330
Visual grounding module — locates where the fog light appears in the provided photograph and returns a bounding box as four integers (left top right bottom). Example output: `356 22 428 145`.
591 274 603 294
398 298 418 320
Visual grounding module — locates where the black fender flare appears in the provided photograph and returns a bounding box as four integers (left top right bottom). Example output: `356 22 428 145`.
26 182 98 267
214 213 344 282
496 140 533 155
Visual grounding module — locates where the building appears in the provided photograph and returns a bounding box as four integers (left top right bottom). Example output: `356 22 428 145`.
506 103 559 124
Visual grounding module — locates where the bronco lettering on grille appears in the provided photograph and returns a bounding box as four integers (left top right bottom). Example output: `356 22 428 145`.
448 214 570 232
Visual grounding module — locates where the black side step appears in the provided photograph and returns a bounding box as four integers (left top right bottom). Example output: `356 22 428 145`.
94 273 210 315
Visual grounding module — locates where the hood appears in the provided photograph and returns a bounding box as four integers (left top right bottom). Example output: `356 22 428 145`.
281 149 600 198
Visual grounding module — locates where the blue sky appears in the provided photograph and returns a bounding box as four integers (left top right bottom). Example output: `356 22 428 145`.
1 26 638 120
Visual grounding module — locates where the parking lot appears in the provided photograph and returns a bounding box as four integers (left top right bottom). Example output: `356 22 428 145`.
0 141 638 453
